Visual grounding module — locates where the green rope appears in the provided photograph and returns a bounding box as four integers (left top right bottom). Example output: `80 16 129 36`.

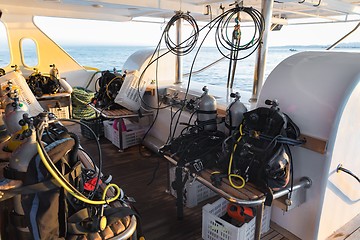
71 87 96 119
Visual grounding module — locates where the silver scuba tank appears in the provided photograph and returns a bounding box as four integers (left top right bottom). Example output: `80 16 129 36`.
8 114 37 237
197 86 217 131
3 90 30 134
225 92 247 136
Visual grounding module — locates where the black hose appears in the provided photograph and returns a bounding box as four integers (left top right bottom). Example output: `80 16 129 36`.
164 11 199 56
337 165 360 183
68 132 80 167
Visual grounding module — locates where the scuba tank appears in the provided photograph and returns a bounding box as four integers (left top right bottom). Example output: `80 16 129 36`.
51 64 74 94
197 86 217 131
5 113 40 239
49 64 60 81
3 86 30 134
225 92 247 136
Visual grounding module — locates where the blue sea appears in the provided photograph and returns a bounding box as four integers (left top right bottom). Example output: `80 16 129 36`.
0 45 355 92
63 45 316 92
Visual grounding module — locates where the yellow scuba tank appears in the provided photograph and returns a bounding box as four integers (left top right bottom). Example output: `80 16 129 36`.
3 125 29 152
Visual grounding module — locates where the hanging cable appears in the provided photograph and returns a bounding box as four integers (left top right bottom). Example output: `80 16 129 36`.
134 6 265 146
164 11 199 56
337 164 360 183
215 6 265 61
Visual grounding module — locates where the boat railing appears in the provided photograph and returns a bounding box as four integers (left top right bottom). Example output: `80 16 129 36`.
163 154 312 240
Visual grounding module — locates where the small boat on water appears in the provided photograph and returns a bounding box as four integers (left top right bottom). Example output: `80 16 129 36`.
0 1 359 240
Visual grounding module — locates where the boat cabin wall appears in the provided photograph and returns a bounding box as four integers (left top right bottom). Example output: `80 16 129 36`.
258 51 360 240
1 13 96 88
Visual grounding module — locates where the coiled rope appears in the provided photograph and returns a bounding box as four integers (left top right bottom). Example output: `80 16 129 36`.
71 87 96 119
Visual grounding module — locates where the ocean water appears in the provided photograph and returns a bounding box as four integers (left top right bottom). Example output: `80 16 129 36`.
0 45 350 92
62 45 310 92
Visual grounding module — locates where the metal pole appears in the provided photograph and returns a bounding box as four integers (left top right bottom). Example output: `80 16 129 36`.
175 17 183 84
250 0 274 102
254 203 264 240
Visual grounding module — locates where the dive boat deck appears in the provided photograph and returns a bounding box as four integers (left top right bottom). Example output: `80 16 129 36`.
67 122 303 240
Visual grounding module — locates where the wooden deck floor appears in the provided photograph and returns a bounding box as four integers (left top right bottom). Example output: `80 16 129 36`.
68 122 302 240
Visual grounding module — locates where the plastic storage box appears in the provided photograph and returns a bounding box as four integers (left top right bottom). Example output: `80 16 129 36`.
202 198 271 240
112 120 146 150
49 105 70 119
169 166 217 208
80 117 104 139
103 120 114 142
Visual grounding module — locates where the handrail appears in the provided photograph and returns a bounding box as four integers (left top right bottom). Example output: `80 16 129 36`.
164 154 312 240
110 215 137 240
326 21 360 50
182 54 229 77
163 155 312 206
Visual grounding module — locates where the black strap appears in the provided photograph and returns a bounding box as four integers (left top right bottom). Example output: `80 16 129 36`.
0 180 58 202
68 206 143 236
196 109 217 114
0 163 82 202
10 211 28 228
173 166 188 220
15 229 32 240
264 187 274 206
3 165 26 181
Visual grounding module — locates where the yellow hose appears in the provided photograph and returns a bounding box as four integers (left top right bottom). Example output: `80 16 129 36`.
228 124 245 189
36 143 121 205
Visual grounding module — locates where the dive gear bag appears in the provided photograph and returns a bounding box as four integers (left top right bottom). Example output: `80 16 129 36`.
224 100 303 204
27 70 61 97
93 70 124 109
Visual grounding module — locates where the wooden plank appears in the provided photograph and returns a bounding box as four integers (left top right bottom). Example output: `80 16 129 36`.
201 168 264 200
326 214 360 240
271 234 285 240
270 222 301 240
261 230 281 240
299 134 327 154
199 170 251 200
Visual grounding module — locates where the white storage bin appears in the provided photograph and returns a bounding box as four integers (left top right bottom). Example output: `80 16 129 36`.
169 166 217 208
202 198 271 240
103 120 114 142
112 120 146 150
49 106 70 119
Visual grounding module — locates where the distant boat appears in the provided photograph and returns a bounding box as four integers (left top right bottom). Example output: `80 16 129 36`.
289 48 297 52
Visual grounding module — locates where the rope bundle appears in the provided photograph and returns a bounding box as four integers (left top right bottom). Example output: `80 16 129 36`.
71 87 96 119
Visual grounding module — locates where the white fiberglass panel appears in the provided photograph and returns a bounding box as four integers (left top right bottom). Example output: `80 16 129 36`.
258 51 360 240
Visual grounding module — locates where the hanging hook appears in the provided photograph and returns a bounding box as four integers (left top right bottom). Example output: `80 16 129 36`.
220 3 225 13
313 0 322 7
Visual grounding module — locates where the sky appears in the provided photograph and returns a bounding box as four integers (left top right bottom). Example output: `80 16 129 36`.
32 16 360 48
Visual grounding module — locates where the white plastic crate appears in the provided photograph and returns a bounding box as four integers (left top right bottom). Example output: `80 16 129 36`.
112 125 146 150
103 120 114 142
122 127 145 149
49 106 70 119
202 198 271 240
169 166 217 208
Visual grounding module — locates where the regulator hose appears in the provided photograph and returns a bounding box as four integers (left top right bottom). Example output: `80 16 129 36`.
164 11 199 56
215 6 265 61
35 128 122 205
